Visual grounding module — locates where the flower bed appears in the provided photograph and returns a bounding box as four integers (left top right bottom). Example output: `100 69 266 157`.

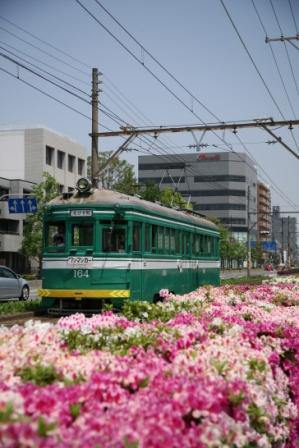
1 281 299 447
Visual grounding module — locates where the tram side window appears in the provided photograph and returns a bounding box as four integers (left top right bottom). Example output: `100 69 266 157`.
47 221 65 248
152 225 157 253
164 228 170 254
157 226 164 253
170 228 175 254
175 230 181 254
144 224 151 252
72 223 93 246
132 223 141 252
103 228 126 252
193 234 200 256
207 236 212 254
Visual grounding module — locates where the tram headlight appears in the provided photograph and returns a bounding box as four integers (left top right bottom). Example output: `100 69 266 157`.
76 177 92 193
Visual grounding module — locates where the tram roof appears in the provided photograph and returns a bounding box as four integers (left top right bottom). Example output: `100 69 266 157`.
48 188 218 232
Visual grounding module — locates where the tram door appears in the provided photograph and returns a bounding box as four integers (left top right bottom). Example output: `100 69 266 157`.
131 222 142 300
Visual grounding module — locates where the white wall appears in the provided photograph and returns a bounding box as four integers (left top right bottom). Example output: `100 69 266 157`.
0 131 25 179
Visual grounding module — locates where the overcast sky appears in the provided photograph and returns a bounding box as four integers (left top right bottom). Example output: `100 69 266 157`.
0 0 299 213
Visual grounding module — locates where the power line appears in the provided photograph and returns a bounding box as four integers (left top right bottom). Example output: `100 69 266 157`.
92 0 221 122
0 39 90 86
288 0 298 34
0 14 91 71
0 44 90 97
251 0 297 119
76 0 295 207
219 0 285 119
269 0 299 95
0 25 89 77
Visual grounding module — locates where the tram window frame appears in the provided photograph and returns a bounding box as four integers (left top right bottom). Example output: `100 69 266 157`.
46 221 66 251
71 222 93 247
164 227 170 254
170 228 175 254
175 230 181 254
102 225 126 253
152 225 157 253
144 223 151 253
157 226 164 253
132 222 141 252
207 236 212 254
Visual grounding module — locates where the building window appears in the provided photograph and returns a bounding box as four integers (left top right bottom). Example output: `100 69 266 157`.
57 150 65 169
194 203 246 211
0 188 9 200
68 155 75 173
59 184 64 193
180 189 246 197
78 158 85 176
46 146 54 166
194 175 246 183
139 162 185 170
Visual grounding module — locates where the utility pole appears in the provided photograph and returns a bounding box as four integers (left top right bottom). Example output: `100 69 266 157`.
281 218 284 264
287 216 290 267
91 68 101 188
247 185 251 278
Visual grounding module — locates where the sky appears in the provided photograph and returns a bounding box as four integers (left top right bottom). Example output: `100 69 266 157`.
0 0 299 215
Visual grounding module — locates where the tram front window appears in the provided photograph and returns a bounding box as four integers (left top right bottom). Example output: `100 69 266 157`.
103 228 126 252
72 223 93 246
47 221 65 249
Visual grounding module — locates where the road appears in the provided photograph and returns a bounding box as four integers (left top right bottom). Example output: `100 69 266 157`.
1 270 275 304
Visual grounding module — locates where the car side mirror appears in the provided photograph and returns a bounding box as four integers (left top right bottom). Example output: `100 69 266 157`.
16 274 20 279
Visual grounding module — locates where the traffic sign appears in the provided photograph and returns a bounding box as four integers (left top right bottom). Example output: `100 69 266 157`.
8 197 38 214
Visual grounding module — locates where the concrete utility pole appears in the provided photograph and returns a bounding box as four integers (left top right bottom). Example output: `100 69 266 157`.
91 68 101 188
247 185 251 278
287 216 290 267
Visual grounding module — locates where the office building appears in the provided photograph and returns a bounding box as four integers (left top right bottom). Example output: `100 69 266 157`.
0 127 87 271
272 206 298 265
138 151 258 240
0 127 87 191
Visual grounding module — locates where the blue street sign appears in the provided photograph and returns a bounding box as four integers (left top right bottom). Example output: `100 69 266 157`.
250 240 277 251
262 241 276 251
8 197 38 214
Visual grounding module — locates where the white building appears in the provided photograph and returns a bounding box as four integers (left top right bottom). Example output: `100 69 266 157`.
0 127 87 272
0 127 87 191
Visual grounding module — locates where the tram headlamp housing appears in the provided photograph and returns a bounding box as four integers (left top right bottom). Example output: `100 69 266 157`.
76 177 92 193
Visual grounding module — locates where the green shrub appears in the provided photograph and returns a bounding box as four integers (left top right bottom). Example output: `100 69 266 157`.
0 300 41 315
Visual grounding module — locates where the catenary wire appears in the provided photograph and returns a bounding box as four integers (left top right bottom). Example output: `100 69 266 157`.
269 0 299 95
288 0 298 34
0 25 89 77
0 14 91 71
0 6 298 210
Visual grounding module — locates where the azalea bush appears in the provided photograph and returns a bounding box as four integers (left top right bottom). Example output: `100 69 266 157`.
1 281 299 447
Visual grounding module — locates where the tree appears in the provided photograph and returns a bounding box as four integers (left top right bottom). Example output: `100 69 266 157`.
160 187 192 209
87 152 137 194
21 173 59 270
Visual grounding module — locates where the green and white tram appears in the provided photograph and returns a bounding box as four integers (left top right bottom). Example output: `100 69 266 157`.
39 179 220 314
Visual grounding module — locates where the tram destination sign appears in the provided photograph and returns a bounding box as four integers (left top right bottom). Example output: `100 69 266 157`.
70 209 93 217
8 197 37 214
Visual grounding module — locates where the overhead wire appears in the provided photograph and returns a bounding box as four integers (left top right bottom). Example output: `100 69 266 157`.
251 0 296 118
1 8 297 211
0 14 91 71
0 25 89 76
75 0 298 210
288 0 298 34
269 0 299 95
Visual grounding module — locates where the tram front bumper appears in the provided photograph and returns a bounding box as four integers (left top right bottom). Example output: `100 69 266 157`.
38 289 130 299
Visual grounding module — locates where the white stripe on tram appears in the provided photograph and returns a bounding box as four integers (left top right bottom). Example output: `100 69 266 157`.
42 258 220 270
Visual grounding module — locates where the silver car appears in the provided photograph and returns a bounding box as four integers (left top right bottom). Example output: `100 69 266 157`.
0 266 30 300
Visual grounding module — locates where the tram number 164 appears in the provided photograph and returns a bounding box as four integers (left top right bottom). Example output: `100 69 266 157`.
73 269 89 278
